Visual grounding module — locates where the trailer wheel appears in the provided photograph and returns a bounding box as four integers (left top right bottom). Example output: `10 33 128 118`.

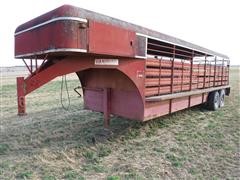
208 91 220 111
219 89 225 108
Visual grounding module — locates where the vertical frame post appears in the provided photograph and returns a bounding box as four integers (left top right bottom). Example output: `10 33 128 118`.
209 60 212 87
202 54 207 102
213 56 217 87
30 59 33 73
181 60 184 91
169 45 175 113
197 62 200 88
158 57 162 95
188 51 194 107
203 54 207 88
35 58 38 72
221 58 224 85
227 60 230 85
17 77 26 115
189 51 194 91
103 88 111 128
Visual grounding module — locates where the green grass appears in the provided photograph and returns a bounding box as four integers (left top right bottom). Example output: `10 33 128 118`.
107 176 121 180
0 68 239 179
63 170 84 180
0 144 9 155
82 164 105 173
165 153 185 168
42 175 57 180
16 171 33 179
98 145 112 158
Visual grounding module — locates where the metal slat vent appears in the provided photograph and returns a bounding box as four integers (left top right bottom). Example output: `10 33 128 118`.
147 38 205 59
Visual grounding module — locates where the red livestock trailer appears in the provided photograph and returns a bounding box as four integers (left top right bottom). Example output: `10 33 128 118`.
15 5 230 128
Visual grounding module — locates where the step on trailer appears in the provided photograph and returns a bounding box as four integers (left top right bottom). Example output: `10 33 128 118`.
15 5 230 128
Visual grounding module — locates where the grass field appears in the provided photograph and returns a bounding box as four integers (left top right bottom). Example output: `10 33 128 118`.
0 67 239 179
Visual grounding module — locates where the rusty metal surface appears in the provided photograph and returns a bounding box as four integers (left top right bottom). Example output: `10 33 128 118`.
15 5 230 125
17 77 26 115
17 57 146 121
88 21 136 57
15 19 87 58
16 55 230 123
15 5 228 59
144 93 208 120
145 57 229 97
145 85 230 102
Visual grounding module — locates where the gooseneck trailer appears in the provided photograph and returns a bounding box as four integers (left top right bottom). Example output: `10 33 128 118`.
15 5 230 128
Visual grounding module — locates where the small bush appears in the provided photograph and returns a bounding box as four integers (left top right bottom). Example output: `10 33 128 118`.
16 171 33 179
82 150 99 163
165 154 184 168
64 170 78 179
82 164 105 173
0 144 9 155
107 175 121 180
98 146 111 157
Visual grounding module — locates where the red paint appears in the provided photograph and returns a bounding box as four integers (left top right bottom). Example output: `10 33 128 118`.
14 5 230 127
103 88 111 128
15 21 87 57
88 21 136 57
17 77 26 115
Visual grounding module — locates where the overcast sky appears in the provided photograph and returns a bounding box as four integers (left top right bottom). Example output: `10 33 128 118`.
0 0 239 66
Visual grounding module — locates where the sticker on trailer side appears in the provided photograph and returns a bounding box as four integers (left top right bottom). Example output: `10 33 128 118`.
94 59 119 65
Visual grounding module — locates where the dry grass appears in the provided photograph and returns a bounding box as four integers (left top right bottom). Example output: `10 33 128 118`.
0 67 239 179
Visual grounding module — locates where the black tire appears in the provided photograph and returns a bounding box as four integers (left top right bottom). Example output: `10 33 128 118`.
219 89 225 108
208 91 220 111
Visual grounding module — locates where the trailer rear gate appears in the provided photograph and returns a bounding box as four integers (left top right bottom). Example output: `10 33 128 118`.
15 5 230 127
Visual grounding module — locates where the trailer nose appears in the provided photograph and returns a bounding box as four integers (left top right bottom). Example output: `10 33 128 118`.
16 57 145 128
